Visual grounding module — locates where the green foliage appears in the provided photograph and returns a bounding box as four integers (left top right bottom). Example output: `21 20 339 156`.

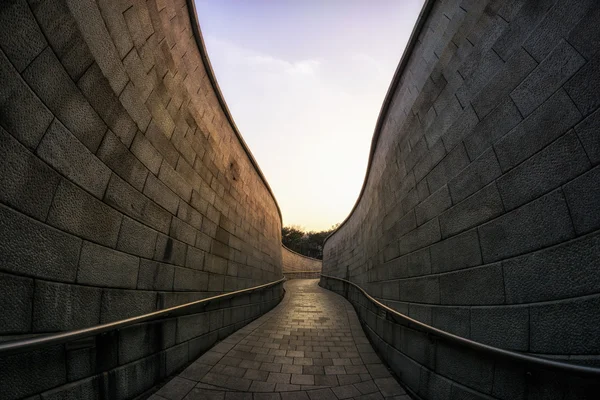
281 223 340 259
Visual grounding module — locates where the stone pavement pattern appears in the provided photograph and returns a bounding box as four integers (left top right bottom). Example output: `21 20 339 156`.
150 279 409 400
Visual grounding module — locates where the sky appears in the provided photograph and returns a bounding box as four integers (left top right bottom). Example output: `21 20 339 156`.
194 0 425 231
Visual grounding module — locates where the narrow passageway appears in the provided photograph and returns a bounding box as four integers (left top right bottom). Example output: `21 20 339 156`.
151 280 409 400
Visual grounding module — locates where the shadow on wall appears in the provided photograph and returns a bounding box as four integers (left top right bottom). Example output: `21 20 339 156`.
322 0 600 399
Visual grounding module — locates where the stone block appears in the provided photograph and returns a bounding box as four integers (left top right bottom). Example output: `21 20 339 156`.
435 342 494 394
137 260 174 291
398 275 439 303
415 186 452 226
455 50 504 108
40 376 101 400
77 63 137 147
159 162 192 202
154 234 187 266
117 216 158 258
177 200 204 231
47 179 122 247
118 319 176 365
104 174 171 234
165 342 189 377
492 0 556 61
398 218 440 256
464 97 522 160
0 272 34 333
186 246 205 271
177 313 210 343
478 189 574 263
78 241 139 289
130 130 163 175
448 148 501 203
431 306 470 338
37 119 111 198
439 263 504 305
512 40 585 117
0 126 60 220
495 89 582 171
100 288 157 323
143 173 179 214
418 368 453 400
22 47 106 152
523 0 595 62
563 165 600 235
470 305 529 350
111 353 162 400
0 0 47 72
170 217 197 246
0 345 66 400
30 0 94 81
575 107 600 165
144 120 179 167
504 231 600 304
0 203 81 282
568 4 600 60
472 48 537 119
498 130 591 210
97 130 148 192
413 140 446 183
119 82 151 132
0 50 53 149
430 229 482 273
204 254 228 275
440 183 504 239
427 144 469 194
440 106 479 153
33 280 101 331
530 296 600 354
173 267 208 292
565 51 600 117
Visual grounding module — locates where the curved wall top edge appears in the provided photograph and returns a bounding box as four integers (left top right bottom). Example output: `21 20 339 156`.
281 244 322 262
186 0 282 223
323 0 435 245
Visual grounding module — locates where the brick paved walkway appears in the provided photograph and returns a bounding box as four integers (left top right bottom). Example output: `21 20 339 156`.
150 279 409 400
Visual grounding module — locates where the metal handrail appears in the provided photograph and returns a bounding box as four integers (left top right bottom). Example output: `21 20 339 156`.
0 277 286 357
320 274 600 378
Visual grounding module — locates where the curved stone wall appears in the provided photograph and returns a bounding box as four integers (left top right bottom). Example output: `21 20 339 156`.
0 0 283 398
282 245 322 279
323 0 600 397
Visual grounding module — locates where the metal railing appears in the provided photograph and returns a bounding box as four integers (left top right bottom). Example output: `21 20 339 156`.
0 277 286 357
320 274 600 378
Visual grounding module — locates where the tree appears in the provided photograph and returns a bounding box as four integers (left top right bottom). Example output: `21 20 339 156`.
281 223 340 259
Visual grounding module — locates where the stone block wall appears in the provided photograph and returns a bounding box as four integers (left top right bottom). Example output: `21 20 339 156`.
281 245 322 279
0 0 283 398
322 0 600 397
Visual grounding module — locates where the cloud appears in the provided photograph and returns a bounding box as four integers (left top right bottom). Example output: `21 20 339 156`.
206 35 320 76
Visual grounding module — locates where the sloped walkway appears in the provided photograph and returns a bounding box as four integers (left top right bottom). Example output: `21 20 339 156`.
150 279 409 400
